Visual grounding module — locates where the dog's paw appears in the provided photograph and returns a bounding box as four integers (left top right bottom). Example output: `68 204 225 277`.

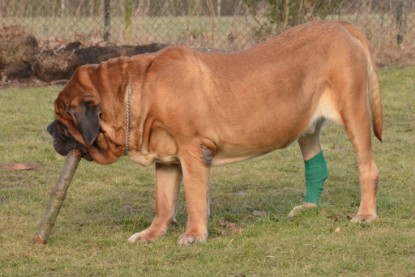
351 213 377 223
127 228 166 244
288 202 317 217
177 232 207 246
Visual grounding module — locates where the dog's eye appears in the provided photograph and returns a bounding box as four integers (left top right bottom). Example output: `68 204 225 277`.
56 121 72 138
63 128 71 137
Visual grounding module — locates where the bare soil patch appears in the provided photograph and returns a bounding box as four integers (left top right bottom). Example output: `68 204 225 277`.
0 25 168 86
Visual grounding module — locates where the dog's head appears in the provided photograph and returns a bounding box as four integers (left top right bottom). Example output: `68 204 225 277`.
48 57 134 164
47 118 93 161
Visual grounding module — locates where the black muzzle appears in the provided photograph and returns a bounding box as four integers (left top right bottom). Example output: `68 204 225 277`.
47 120 92 161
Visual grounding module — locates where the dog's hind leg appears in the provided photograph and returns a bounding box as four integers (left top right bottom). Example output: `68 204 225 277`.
289 119 328 217
298 119 326 161
342 107 379 222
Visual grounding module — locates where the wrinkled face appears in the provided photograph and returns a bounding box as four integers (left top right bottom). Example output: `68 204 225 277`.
47 91 118 164
47 66 103 162
47 60 132 165
47 95 101 161
47 119 92 160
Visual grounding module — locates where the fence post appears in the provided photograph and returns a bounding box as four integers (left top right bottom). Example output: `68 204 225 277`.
395 0 406 45
104 0 111 42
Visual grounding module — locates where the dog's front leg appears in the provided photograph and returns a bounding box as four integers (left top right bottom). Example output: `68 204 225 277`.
128 163 182 243
177 142 211 246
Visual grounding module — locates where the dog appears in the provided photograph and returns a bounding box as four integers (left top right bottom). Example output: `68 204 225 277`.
47 21 382 245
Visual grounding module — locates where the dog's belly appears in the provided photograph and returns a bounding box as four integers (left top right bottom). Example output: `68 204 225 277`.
210 129 299 166
211 151 274 166
208 91 342 166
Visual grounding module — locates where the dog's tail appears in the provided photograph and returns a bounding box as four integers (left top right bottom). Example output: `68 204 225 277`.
340 21 383 142
367 53 383 142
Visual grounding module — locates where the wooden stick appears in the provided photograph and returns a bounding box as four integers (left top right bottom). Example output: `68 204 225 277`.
34 149 81 244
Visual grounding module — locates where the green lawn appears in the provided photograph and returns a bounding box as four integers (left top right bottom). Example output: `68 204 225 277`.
0 67 414 276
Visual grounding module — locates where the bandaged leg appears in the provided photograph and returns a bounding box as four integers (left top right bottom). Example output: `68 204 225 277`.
304 151 328 204
289 119 327 217
288 151 328 217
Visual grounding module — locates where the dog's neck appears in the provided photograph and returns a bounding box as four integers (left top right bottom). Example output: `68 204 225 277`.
124 80 131 156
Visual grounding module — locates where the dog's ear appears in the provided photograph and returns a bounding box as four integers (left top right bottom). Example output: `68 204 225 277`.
68 101 101 146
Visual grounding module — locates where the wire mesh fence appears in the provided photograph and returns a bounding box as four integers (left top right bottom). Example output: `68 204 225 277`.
1 0 414 66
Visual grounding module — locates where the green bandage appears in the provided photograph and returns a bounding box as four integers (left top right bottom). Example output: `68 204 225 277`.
304 151 328 204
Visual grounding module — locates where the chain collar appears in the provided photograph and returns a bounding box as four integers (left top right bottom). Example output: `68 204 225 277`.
125 80 131 156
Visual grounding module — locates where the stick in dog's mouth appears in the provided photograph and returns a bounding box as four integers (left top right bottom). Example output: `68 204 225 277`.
34 149 81 244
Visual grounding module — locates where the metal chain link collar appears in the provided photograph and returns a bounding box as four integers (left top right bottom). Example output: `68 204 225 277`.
124 81 131 156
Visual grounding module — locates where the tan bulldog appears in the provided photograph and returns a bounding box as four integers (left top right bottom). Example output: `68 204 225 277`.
47 21 382 245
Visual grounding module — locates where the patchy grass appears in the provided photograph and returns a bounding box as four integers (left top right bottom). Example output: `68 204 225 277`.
1 67 415 276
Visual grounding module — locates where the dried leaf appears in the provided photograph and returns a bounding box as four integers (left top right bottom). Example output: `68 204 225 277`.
0 162 40 171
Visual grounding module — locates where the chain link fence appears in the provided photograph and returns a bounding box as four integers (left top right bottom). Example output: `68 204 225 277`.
1 0 414 66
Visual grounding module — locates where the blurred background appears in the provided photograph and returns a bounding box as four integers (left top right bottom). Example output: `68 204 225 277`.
1 0 414 83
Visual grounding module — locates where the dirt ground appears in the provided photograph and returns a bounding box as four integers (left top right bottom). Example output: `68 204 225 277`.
0 25 167 86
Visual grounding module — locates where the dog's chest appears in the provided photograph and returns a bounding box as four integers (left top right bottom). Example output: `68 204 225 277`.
128 151 178 166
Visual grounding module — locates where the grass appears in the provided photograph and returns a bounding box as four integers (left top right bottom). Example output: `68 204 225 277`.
1 67 415 276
